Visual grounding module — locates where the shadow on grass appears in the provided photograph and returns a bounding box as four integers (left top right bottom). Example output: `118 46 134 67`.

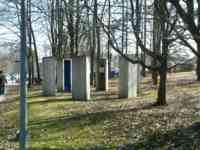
28 90 120 104
29 148 64 150
28 98 73 105
28 93 43 99
29 122 200 150
91 96 120 102
0 98 18 105
29 102 156 128
121 122 200 150
28 95 120 105
29 145 113 150
28 102 200 150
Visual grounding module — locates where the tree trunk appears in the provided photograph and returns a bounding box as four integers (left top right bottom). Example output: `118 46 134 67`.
31 24 41 83
108 0 112 78
141 56 146 77
152 71 158 85
90 50 95 86
135 0 140 57
152 1 161 85
69 0 75 55
121 0 125 53
31 54 34 84
196 43 200 80
156 31 168 105
142 0 147 77
75 0 80 55
91 0 97 86
196 57 200 80
28 48 33 88
108 52 112 78
27 0 33 87
157 62 167 105
96 25 101 91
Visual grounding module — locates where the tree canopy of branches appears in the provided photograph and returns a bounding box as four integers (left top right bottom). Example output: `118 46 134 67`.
1 0 198 106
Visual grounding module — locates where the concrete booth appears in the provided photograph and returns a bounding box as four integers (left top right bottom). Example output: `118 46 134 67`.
42 56 57 96
42 55 113 101
96 58 109 91
72 56 91 101
42 56 91 101
56 59 72 92
119 55 139 99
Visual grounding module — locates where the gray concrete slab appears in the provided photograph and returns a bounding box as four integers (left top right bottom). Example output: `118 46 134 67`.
56 60 64 92
42 57 57 96
119 55 138 98
72 56 90 100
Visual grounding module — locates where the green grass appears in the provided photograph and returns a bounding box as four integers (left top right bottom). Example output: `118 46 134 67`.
1 74 200 150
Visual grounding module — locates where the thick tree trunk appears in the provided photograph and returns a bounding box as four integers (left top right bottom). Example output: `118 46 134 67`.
196 57 200 80
152 1 161 85
156 63 167 106
157 35 168 105
196 43 200 80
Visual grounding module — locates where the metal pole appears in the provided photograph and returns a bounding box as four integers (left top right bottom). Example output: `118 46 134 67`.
20 0 28 149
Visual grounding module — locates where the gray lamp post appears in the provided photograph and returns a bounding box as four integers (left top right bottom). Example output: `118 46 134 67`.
20 0 28 149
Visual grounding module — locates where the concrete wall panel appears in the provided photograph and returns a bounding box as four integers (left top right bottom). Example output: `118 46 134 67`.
72 56 90 100
42 57 57 96
119 55 138 98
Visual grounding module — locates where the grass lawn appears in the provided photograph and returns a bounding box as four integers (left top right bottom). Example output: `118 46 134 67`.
1 72 200 150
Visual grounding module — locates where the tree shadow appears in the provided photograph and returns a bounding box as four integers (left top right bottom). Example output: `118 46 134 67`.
29 102 156 128
29 148 67 150
28 92 72 99
28 88 121 104
0 98 18 105
91 90 118 97
28 93 158 147
91 95 120 102
28 98 73 105
28 94 44 99
120 122 200 150
29 145 113 150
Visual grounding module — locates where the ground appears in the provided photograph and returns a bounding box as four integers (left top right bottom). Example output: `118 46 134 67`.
1 72 200 150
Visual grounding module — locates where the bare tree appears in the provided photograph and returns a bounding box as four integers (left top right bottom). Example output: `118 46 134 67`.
168 0 200 80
